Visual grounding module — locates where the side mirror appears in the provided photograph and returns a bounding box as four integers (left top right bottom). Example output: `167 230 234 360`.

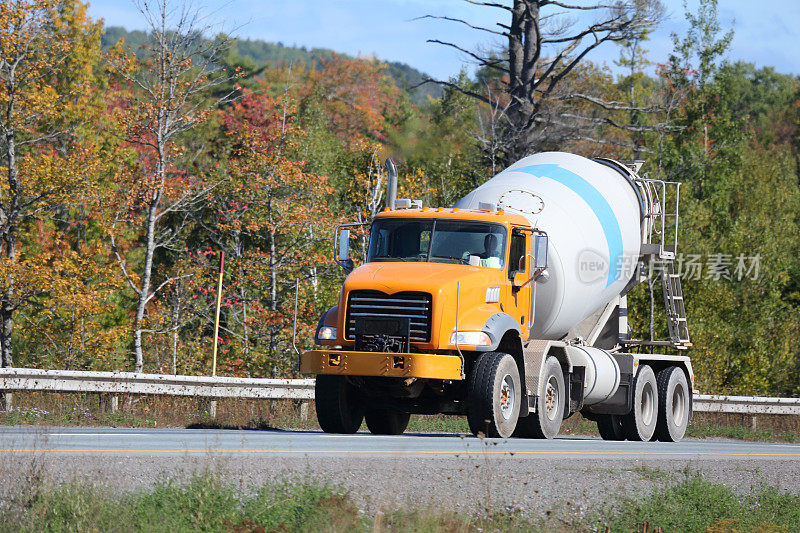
338 229 350 262
337 228 354 273
534 234 548 270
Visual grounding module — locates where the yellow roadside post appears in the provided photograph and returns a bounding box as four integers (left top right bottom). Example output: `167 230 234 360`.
211 251 225 377
206 251 225 419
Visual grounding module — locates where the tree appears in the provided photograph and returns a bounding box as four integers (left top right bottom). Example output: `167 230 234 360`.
0 0 102 367
629 0 800 395
421 0 672 163
103 0 239 372
196 87 337 376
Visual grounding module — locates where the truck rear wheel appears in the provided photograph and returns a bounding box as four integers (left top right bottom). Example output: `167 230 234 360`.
315 375 364 434
596 414 626 441
365 409 410 435
467 352 521 439
654 366 690 442
622 365 658 441
514 356 564 439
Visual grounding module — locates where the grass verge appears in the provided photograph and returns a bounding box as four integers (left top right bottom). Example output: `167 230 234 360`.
594 475 800 532
1 471 799 532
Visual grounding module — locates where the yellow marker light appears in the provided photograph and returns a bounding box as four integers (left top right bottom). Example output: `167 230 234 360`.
450 331 492 347
317 326 337 341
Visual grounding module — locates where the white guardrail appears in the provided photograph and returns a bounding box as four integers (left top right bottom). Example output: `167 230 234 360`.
692 394 800 415
0 368 314 400
1 368 799 415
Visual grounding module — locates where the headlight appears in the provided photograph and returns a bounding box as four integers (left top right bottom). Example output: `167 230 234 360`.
317 326 337 341
450 331 491 347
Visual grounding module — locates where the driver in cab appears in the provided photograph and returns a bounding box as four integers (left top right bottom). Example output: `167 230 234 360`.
478 234 502 269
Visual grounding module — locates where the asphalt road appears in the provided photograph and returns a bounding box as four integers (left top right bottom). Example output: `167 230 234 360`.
1 426 799 458
2 427 799 515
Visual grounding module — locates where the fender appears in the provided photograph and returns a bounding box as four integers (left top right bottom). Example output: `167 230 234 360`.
479 312 530 417
479 312 521 352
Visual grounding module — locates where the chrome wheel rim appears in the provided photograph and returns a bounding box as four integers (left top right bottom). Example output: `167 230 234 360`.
672 383 686 425
500 374 515 420
545 376 559 421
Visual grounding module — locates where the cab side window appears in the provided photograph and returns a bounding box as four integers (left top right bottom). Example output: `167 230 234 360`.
508 232 526 281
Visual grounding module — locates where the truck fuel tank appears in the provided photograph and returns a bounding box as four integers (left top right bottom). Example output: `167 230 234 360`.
564 345 621 405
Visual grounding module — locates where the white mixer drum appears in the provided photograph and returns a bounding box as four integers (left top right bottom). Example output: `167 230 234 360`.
455 152 643 339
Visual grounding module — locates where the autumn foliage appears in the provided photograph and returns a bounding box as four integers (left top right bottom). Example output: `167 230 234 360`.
1 1 800 398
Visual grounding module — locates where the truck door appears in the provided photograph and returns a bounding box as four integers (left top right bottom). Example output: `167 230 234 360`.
506 228 531 339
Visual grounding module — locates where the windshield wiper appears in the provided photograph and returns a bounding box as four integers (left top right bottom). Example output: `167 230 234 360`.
431 255 467 264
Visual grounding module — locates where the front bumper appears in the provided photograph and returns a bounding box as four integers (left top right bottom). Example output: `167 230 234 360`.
300 350 463 380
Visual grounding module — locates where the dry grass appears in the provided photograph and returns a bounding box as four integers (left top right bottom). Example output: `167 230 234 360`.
0 391 317 430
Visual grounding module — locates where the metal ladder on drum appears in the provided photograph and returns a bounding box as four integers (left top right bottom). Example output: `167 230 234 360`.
598 159 691 351
662 261 691 347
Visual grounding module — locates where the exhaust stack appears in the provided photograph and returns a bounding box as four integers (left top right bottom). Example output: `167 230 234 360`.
385 158 398 210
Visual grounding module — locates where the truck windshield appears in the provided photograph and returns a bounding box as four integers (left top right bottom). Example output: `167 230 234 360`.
367 218 507 268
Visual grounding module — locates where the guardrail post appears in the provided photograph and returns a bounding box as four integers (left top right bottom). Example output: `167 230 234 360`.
300 401 309 421
201 399 217 419
0 392 11 412
99 394 119 414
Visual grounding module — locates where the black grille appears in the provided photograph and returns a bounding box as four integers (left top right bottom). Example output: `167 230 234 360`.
346 290 432 343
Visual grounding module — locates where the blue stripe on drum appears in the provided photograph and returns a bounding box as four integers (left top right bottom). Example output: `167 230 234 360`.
511 164 623 288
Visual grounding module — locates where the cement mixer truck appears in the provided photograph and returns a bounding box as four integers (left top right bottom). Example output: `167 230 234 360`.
300 152 694 441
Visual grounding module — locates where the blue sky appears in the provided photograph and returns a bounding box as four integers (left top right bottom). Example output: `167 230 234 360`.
86 0 800 80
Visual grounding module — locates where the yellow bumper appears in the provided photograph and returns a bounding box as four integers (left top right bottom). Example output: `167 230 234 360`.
300 350 463 380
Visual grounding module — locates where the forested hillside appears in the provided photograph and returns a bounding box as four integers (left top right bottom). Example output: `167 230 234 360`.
101 26 443 104
1 0 799 396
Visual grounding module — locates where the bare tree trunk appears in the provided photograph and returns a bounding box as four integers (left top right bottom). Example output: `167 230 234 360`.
423 0 667 162
233 231 249 358
0 97 17 368
0 292 14 367
266 184 279 375
240 285 249 358
0 231 15 368
171 290 180 375
132 183 162 373
308 227 318 299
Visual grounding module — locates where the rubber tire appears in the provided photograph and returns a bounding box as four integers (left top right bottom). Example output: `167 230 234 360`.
654 366 690 442
365 409 411 435
514 356 564 439
315 375 364 434
467 352 521 439
622 365 658 441
597 414 626 441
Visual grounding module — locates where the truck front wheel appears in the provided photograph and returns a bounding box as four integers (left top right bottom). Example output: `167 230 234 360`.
315 375 364 434
365 409 410 435
467 352 521 438
514 356 564 439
